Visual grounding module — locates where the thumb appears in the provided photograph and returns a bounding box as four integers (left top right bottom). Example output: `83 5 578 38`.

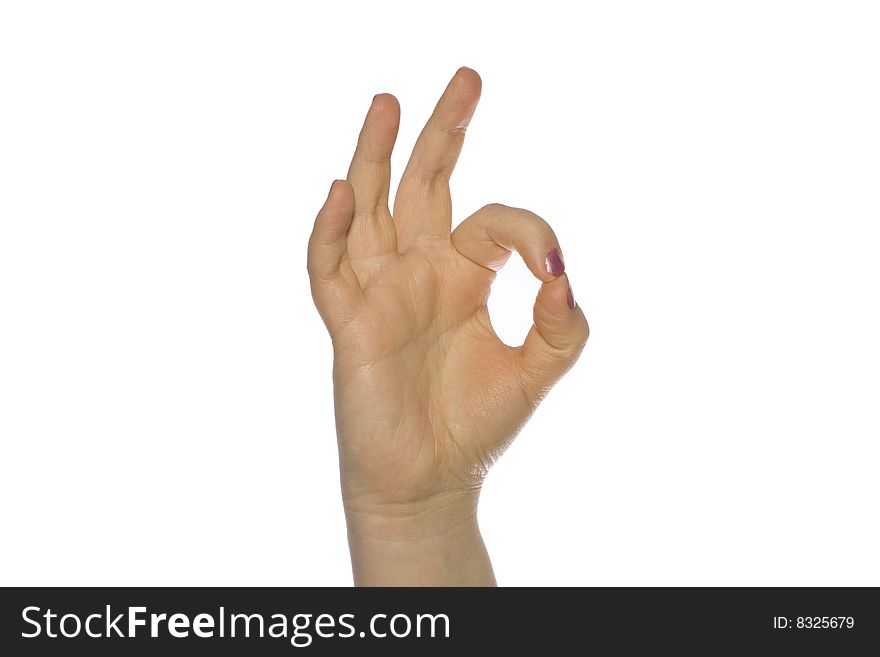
517 273 589 403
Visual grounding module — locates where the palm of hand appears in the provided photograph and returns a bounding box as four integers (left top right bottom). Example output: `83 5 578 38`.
309 69 588 511
333 242 528 507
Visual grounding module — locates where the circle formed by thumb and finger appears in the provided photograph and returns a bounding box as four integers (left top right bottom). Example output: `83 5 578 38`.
451 202 589 403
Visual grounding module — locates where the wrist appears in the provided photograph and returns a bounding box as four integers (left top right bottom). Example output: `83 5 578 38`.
342 490 496 586
343 488 479 540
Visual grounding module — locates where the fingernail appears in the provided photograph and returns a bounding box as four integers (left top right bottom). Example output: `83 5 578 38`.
328 179 337 196
545 249 565 277
567 282 576 310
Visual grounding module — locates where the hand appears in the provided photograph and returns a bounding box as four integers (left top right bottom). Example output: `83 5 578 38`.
308 68 589 585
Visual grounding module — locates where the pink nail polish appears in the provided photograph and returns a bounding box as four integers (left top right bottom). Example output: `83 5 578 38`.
567 282 576 310
545 249 565 277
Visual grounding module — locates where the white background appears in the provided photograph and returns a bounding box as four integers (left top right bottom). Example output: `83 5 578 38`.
1 1 878 586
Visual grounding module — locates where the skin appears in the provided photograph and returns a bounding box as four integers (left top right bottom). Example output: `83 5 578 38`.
308 67 589 585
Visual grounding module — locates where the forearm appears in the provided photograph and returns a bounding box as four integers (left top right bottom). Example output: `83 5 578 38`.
343 492 496 586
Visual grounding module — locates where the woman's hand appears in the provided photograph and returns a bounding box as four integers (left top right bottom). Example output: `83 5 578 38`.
308 68 589 585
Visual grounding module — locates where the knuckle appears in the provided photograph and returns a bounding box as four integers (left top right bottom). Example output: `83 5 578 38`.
481 202 507 213
525 210 553 233
574 319 590 351
414 167 451 188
